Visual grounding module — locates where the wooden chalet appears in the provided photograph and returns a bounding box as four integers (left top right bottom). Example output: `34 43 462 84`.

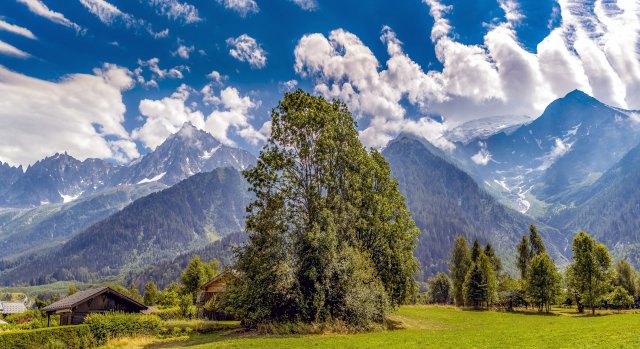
42 287 147 326
196 270 237 320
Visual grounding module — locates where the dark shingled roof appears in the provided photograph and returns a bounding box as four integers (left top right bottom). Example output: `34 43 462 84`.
42 287 146 312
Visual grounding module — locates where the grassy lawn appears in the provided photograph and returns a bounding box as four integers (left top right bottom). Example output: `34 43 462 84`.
102 306 640 348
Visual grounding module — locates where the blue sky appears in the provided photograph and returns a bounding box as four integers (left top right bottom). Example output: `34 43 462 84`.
0 0 638 167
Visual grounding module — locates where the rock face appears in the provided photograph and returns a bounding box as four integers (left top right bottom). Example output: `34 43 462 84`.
0 122 256 208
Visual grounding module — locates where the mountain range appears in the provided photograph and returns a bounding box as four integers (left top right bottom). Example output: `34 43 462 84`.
1 90 640 286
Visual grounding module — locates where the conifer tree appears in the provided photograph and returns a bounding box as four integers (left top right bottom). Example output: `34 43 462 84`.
470 239 482 262
463 251 496 308
484 243 502 275
450 236 471 306
529 225 546 256
516 236 531 279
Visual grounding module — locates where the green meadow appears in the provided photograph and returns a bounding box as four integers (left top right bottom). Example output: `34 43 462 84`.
101 306 640 349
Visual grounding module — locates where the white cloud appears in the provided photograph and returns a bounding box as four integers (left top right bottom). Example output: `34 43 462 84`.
280 79 298 91
290 0 318 11
226 34 267 69
0 19 37 39
133 84 206 149
205 87 264 145
149 28 169 39
293 0 640 149
217 0 259 17
0 64 138 166
471 141 492 165
16 0 84 33
134 83 264 148
134 58 189 87
173 44 194 59
206 70 227 86
147 0 202 23
79 0 137 27
0 41 31 58
537 138 572 171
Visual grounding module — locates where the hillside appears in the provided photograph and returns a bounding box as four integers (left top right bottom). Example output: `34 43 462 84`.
0 167 251 286
383 135 567 279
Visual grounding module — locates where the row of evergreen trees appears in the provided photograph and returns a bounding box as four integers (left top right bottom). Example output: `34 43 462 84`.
427 225 638 314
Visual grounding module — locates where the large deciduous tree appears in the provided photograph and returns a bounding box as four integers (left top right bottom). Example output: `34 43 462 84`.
525 253 561 312
228 90 419 329
450 236 471 306
428 272 452 304
568 231 612 315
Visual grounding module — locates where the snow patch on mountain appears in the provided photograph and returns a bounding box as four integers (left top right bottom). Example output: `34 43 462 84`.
138 172 166 184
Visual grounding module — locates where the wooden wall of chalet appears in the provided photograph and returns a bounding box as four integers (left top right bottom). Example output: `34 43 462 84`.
64 293 143 325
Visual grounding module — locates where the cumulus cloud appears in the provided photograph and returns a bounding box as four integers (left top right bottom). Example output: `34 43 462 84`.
279 79 298 91
290 0 318 11
147 0 202 23
217 0 259 17
293 0 640 149
205 87 265 145
471 141 492 165
173 44 194 59
226 34 267 69
0 19 37 39
134 57 189 88
206 70 228 86
133 84 206 149
134 83 265 148
16 0 84 33
0 41 31 58
0 64 138 166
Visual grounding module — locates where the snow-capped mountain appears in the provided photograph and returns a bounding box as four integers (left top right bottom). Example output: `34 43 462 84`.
457 90 640 214
1 154 115 207
0 123 256 208
113 122 255 186
445 115 532 144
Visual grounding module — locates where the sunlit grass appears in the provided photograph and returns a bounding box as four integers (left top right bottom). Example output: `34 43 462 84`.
101 306 640 348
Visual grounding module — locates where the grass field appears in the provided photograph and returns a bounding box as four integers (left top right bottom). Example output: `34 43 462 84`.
101 306 640 349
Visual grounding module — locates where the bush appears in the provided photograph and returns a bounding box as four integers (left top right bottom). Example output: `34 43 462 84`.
154 307 183 320
84 312 163 345
0 325 95 349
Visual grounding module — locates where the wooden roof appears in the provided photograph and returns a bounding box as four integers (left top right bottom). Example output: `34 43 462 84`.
42 287 147 313
201 269 238 290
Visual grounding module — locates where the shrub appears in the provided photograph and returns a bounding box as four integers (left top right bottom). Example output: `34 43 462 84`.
84 312 163 345
154 307 182 320
0 325 95 349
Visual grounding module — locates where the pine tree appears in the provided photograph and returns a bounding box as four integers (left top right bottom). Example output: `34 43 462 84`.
529 225 546 256
470 239 482 262
484 243 502 275
516 236 531 279
463 251 496 308
449 235 471 306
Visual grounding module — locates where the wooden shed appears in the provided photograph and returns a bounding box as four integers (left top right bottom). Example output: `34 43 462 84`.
42 287 147 326
197 270 237 320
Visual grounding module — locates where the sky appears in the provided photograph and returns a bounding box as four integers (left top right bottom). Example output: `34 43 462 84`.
0 0 639 167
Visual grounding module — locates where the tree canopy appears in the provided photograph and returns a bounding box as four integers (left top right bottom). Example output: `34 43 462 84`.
228 90 419 329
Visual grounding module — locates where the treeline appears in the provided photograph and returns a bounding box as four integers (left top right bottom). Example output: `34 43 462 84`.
422 225 639 314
